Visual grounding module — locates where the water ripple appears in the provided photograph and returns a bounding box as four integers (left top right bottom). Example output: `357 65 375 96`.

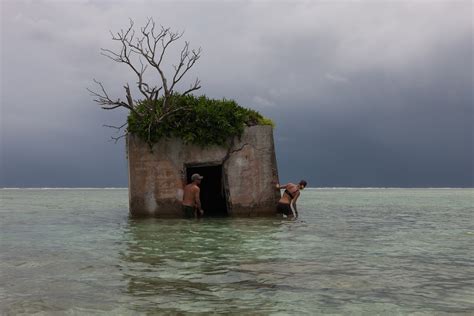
1 188 473 314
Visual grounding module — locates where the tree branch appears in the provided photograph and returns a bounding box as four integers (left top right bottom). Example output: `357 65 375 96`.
103 122 128 130
182 77 201 96
87 79 139 116
91 18 203 143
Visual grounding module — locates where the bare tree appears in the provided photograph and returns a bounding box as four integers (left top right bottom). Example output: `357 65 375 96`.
88 18 202 142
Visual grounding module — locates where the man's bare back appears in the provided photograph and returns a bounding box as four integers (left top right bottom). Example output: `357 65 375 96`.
275 180 307 218
182 173 204 218
183 183 200 207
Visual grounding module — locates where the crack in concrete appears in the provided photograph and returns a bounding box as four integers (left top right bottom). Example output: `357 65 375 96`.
222 141 271 165
222 141 249 164
229 142 251 155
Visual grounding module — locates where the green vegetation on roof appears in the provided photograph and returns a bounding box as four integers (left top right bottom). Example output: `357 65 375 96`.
127 94 274 147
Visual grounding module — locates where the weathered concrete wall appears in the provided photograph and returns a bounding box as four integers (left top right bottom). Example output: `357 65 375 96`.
127 125 280 217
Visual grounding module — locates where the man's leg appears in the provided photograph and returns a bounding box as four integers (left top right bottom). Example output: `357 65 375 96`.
183 206 195 218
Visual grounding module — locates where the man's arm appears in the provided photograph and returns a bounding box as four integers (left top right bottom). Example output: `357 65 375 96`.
276 183 288 190
290 191 300 217
194 186 203 216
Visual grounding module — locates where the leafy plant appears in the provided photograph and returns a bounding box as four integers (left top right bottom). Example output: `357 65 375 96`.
127 94 274 147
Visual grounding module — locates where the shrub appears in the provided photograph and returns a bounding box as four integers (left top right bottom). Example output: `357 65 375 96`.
127 94 274 146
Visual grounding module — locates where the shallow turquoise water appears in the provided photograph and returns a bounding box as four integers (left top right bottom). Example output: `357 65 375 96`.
1 188 473 314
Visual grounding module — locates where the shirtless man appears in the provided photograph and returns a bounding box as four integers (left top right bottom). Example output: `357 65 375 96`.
182 173 204 218
276 180 307 218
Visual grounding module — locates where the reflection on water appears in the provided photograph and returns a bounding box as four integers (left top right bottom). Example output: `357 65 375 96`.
121 218 284 313
0 189 473 314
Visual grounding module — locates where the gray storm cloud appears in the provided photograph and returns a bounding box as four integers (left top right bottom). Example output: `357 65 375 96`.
1 0 472 187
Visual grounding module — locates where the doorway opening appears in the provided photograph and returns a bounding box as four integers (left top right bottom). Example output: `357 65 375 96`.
186 164 228 217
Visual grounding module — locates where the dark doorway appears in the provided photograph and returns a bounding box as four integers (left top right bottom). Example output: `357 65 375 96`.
186 165 228 217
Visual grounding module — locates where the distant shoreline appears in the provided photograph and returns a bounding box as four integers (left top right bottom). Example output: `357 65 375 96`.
1 187 473 190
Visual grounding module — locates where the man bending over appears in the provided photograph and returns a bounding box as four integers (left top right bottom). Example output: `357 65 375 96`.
276 180 307 218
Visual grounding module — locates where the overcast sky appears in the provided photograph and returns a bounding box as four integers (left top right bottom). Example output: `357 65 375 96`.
1 0 472 187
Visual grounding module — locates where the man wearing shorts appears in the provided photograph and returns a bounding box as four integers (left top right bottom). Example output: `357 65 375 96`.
182 173 205 218
276 180 307 218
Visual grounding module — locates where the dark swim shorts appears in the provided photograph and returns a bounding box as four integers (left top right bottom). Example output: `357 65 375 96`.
277 203 292 216
182 205 195 218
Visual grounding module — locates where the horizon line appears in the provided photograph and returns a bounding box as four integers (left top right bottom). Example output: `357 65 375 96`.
1 187 473 190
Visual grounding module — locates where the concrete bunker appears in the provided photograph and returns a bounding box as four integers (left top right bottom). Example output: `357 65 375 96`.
127 125 280 217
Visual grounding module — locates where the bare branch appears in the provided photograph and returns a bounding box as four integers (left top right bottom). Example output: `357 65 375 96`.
124 84 134 108
110 134 127 143
103 122 128 130
87 79 139 116
156 106 192 123
182 77 201 96
169 43 201 95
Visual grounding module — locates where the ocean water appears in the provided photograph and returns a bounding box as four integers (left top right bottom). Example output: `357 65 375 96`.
0 188 473 315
